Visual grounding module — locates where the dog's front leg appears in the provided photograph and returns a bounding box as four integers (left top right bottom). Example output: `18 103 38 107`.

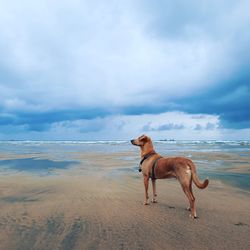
151 179 157 203
143 175 150 205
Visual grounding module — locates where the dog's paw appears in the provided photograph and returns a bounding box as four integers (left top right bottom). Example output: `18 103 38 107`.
189 214 198 219
143 201 150 205
151 199 158 203
186 206 191 211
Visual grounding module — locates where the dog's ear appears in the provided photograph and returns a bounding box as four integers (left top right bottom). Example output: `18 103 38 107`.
139 134 148 142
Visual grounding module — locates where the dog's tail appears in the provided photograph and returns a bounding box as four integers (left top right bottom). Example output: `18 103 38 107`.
189 162 209 189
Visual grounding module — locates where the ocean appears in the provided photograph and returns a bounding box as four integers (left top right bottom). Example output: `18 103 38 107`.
0 140 250 191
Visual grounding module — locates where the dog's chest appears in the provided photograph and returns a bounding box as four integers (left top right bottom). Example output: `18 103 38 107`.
140 159 154 175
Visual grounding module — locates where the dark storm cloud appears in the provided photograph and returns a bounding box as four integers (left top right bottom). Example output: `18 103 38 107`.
0 109 109 131
176 73 250 128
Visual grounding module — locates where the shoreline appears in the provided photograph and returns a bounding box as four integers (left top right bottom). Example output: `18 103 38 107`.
1 147 250 192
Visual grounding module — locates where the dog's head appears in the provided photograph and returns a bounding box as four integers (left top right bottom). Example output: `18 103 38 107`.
130 134 151 147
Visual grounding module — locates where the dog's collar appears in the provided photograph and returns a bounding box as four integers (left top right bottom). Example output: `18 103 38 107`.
138 152 156 172
140 152 156 165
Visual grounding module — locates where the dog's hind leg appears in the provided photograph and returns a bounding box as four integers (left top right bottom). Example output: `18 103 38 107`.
186 185 195 211
182 184 197 219
151 179 157 203
178 166 197 218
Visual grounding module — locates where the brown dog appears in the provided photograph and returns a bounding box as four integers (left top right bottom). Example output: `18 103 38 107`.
131 135 209 218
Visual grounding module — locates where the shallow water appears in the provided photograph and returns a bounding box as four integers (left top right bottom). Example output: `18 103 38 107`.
0 158 79 175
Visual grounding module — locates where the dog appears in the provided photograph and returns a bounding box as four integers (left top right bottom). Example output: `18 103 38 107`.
131 135 209 219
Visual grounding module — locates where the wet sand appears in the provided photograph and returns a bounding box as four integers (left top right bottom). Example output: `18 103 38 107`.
0 149 250 250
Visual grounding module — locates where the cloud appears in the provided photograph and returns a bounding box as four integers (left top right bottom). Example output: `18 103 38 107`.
143 123 185 131
1 111 250 140
177 80 250 128
206 122 216 130
0 0 249 138
194 123 216 131
0 111 219 139
0 108 109 131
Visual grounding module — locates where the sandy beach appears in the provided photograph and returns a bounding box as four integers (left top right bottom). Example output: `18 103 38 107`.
0 142 250 250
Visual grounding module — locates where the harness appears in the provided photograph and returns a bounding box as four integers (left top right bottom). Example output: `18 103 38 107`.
150 156 162 180
139 152 162 180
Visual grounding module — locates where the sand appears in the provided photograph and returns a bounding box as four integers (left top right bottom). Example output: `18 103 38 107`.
0 152 250 250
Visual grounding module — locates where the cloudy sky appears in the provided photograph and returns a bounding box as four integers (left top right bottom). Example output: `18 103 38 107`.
0 0 249 140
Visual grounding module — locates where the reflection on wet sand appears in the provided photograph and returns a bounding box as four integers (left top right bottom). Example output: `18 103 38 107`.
0 158 79 175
